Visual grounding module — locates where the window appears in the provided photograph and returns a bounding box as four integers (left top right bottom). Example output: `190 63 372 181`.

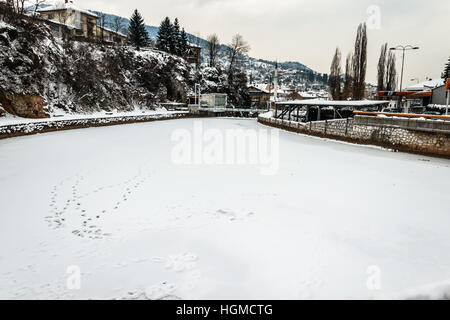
215 96 227 107
48 14 55 19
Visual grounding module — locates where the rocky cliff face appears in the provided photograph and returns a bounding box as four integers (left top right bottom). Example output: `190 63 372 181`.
0 12 193 118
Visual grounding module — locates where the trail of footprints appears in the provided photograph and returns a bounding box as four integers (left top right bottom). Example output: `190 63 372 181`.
46 171 151 239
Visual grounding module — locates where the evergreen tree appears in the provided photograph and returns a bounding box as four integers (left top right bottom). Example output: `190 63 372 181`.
329 47 342 100
172 18 181 55
351 23 367 100
157 17 173 53
128 9 149 51
180 28 188 55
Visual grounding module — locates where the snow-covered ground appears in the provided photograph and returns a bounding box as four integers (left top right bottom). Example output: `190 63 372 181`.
0 118 450 300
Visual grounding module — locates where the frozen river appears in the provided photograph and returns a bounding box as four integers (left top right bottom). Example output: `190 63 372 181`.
1 118 450 299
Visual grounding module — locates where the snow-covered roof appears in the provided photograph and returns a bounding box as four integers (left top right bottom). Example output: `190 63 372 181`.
37 2 98 18
187 42 202 49
405 79 444 91
248 84 270 93
298 91 317 98
99 26 127 38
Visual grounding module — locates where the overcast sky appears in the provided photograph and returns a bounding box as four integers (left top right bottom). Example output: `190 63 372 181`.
51 0 449 86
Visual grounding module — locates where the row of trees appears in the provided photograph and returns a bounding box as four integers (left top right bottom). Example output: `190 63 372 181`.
156 17 188 56
329 23 368 100
377 43 397 92
5 0 49 15
205 33 251 91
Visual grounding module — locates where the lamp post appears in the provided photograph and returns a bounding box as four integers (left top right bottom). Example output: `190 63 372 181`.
389 45 419 92
390 45 419 112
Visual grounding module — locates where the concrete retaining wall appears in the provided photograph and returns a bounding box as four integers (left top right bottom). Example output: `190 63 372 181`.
258 115 450 158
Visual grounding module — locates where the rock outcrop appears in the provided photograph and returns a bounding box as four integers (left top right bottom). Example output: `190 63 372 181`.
0 91 48 118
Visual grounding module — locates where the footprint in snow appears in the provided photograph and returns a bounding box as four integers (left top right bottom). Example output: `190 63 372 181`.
144 282 178 300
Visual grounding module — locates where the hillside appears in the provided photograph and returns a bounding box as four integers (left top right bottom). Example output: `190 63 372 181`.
81 7 328 89
0 8 250 119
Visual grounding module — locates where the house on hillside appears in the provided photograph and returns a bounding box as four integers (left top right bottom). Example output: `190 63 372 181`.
185 42 201 65
37 1 126 45
248 84 271 107
96 26 127 45
37 1 98 39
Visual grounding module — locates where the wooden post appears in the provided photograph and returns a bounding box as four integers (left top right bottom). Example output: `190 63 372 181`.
345 117 349 135
275 103 278 118
317 107 321 121
296 106 300 123
325 119 328 134
333 108 336 119
306 105 310 123
288 106 292 121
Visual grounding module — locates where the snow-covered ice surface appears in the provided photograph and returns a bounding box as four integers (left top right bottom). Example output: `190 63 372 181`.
1 118 450 300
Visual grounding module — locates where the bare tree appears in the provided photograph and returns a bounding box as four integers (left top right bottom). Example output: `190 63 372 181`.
111 16 126 34
206 33 220 67
351 23 367 100
227 34 250 78
13 0 26 14
32 0 46 15
6 0 14 10
329 47 342 100
377 43 388 92
342 52 353 100
385 51 397 91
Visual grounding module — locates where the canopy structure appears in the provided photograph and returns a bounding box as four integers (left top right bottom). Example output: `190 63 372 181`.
274 99 390 122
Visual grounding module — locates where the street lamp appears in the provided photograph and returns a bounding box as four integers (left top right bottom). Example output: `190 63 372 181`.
389 45 420 92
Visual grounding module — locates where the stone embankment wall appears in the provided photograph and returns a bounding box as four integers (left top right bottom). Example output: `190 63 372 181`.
0 112 198 139
258 115 450 158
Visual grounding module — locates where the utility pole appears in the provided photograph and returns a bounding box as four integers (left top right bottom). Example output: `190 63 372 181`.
274 62 279 103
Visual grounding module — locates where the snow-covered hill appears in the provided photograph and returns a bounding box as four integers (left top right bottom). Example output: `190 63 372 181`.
0 11 250 119
0 17 195 118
